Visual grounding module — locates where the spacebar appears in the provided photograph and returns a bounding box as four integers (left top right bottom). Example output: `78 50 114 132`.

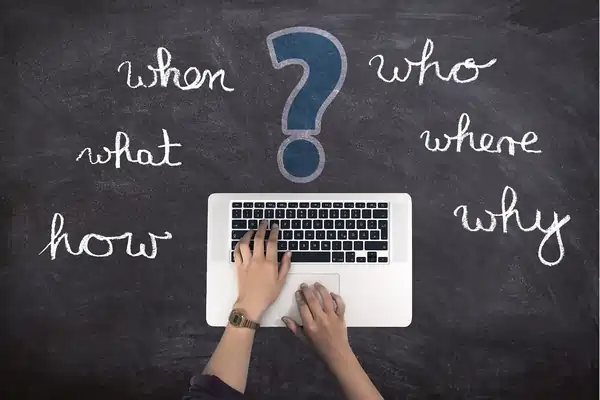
288 251 331 262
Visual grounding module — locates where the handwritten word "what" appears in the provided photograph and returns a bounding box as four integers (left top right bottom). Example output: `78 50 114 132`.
118 47 234 92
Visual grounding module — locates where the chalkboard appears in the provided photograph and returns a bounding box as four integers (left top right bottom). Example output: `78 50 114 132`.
1 0 598 399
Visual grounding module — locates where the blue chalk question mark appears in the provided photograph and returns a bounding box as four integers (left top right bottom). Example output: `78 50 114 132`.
267 27 347 183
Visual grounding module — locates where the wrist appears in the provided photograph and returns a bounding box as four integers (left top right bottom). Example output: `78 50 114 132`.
324 344 355 371
232 301 264 322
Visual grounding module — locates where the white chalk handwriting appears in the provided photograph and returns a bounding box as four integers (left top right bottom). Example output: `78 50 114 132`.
118 47 234 92
39 213 173 259
453 186 570 266
369 39 496 85
76 129 181 168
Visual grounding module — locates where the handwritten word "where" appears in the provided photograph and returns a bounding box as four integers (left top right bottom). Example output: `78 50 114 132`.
118 47 234 91
40 213 173 260
454 186 570 266
76 129 181 168
369 39 496 85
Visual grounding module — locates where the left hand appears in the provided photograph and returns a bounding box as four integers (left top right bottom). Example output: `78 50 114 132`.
233 220 292 321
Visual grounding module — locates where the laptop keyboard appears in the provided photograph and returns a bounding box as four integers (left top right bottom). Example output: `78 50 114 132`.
230 201 389 263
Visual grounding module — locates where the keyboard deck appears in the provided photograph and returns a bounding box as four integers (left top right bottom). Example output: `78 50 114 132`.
230 201 389 263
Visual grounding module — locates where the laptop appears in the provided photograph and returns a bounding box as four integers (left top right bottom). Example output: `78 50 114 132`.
206 193 412 327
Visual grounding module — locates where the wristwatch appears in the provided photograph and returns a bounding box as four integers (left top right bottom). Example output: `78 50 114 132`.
228 309 260 329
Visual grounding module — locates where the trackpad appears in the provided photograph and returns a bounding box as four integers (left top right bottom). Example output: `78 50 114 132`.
261 273 340 327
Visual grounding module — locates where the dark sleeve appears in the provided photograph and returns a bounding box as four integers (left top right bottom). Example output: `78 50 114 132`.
182 375 246 400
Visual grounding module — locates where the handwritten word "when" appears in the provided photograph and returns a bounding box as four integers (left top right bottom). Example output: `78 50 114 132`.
39 213 172 260
76 129 181 168
454 186 570 266
369 39 496 85
118 47 234 91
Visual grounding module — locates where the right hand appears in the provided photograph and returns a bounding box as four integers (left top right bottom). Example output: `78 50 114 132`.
282 282 352 366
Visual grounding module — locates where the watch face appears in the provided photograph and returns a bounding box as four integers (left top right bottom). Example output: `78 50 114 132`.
230 311 243 325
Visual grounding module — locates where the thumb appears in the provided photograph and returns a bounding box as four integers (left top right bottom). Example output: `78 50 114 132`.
282 317 307 343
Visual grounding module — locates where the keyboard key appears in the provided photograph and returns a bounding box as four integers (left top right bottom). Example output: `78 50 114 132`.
332 252 344 262
231 241 238 249
278 241 287 250
357 256 366 262
314 220 323 229
322 241 331 250
346 220 355 229
359 230 369 239
249 220 258 229
270 219 279 228
232 230 247 239
378 257 388 262
310 241 319 250
333 241 342 250
365 241 388 250
362 210 371 218
294 231 303 239
346 252 355 262
322 202 332 208
292 220 301 229
335 220 344 229
330 210 339 218
286 210 295 218
243 210 252 218
310 202 320 208
378 203 387 208
232 202 242 208
381 229 388 240
283 231 292 239
308 209 318 218
349 230 358 240
232 209 242 218
266 202 276 208
344 202 354 208
243 202 253 208
276 209 285 218
354 241 363 250
368 220 377 229
341 209 350 218
373 210 388 218
232 220 247 229
281 220 290 229
231 252 235 262
325 220 334 229
302 220 312 229
265 209 274 219
254 209 263 219
300 202 309 208
357 220 366 229
290 251 331 262
327 231 336 239
338 231 347 240
305 230 315 239
367 202 376 208
297 209 307 218
255 202 264 208
277 202 287 208
355 203 365 208
289 241 298 250
367 252 377 262
343 241 352 250
378 220 387 229
319 210 328 218
288 202 298 208
316 230 325 239
300 241 309 250
333 202 343 208
351 210 361 218
370 231 380 240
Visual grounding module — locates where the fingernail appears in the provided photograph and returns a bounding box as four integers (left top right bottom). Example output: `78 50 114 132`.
295 290 302 300
272 223 279 229
300 283 307 289
287 251 292 259
314 282 321 287
281 317 288 326
262 219 267 225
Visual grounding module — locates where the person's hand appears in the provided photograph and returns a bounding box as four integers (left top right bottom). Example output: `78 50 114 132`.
282 282 353 367
233 220 291 321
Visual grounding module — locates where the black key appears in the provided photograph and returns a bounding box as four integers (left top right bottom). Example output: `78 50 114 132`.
356 203 365 208
373 210 388 218
266 202 276 208
289 241 298 250
381 229 388 240
378 203 388 208
346 252 356 262
292 220 301 229
231 241 238 250
254 209 263 219
357 257 366 262
338 231 347 240
310 241 320 250
354 241 363 250
344 202 354 208
333 202 343 208
249 220 258 229
232 230 246 239
232 209 242 218
232 220 247 229
349 230 358 240
243 210 252 218
255 202 264 208
271 219 280 228
302 220 312 229
308 209 318 218
332 252 344 262
362 210 372 218
263 230 271 240
351 210 361 218
265 209 274 219
305 230 315 239
316 230 325 239
368 220 377 229
343 241 352 250
288 202 298 208
346 220 355 229
357 220 366 229
322 202 332 208
322 241 331 250
231 251 235 262
333 241 342 250
359 230 369 239
232 202 242 208
283 231 292 239
243 202 253 208
367 202 376 208
278 241 287 250
281 220 290 229
313 220 323 229
330 210 339 218
327 231 336 239
297 209 307 218
378 257 388 262
367 252 377 262
300 241 309 250
319 210 328 218
370 231 380 240
366 241 388 250
286 210 296 219
378 220 388 229
325 220 334 229
300 202 309 208
294 231 303 239
335 220 344 229
341 209 350 218
289 251 331 262
276 209 285 218
310 202 320 208
277 202 287 208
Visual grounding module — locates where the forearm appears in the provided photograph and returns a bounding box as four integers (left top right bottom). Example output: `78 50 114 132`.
328 349 382 400
202 325 255 393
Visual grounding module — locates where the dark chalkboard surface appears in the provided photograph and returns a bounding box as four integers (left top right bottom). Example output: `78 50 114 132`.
1 0 598 398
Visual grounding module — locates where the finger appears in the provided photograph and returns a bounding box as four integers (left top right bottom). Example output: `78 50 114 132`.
331 292 346 317
233 241 243 265
301 284 325 318
314 282 334 314
281 317 307 343
295 289 314 324
278 251 292 282
237 229 254 263
265 223 280 262
252 220 267 258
